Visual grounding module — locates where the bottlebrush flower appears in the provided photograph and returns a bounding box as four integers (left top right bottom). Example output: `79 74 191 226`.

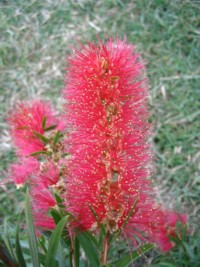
38 160 60 188
7 99 67 231
156 211 188 251
63 38 166 245
31 186 57 230
8 100 63 156
8 157 39 186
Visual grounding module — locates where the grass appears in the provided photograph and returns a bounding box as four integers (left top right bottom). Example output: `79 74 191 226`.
0 0 200 266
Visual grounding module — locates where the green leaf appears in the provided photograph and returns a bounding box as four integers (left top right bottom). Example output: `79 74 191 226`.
31 150 49 156
25 190 40 267
34 131 49 143
57 241 66 267
121 197 139 230
154 263 177 267
45 216 68 267
74 237 80 267
99 224 106 248
112 243 155 267
15 226 26 267
61 152 69 158
3 219 17 262
110 198 139 244
54 192 63 205
181 225 187 241
168 234 180 245
21 246 47 265
182 241 195 261
2 235 17 263
44 125 57 131
80 231 99 250
38 235 47 254
51 209 62 225
53 130 60 145
42 116 47 129
77 232 100 267
88 204 99 223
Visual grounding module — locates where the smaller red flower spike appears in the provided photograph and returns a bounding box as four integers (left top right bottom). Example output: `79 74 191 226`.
8 157 39 186
38 160 60 188
156 211 188 251
63 38 170 245
7 99 66 231
8 100 63 156
30 184 57 230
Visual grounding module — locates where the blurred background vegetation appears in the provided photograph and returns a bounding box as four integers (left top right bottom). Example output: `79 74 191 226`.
0 0 200 266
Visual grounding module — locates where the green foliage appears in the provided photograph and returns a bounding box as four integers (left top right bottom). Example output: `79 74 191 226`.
112 243 155 267
15 226 26 267
1 193 155 266
33 131 49 144
77 232 100 267
151 226 200 267
45 216 68 267
25 190 40 267
52 130 60 146
42 116 47 130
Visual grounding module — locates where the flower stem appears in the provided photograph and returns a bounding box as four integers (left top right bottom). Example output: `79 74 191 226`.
101 231 110 266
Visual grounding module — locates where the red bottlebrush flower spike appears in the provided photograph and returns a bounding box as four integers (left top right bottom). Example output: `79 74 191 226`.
38 160 60 188
8 100 63 156
31 186 57 230
8 157 39 186
7 99 67 231
63 38 165 244
156 211 188 251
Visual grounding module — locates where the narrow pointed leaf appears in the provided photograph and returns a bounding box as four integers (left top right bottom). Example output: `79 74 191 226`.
20 246 49 265
109 198 139 245
51 209 62 225
42 116 47 129
53 130 60 145
61 152 69 158
88 204 99 223
31 151 49 156
2 235 17 263
44 125 57 131
38 235 47 254
57 241 66 267
77 232 99 267
151 264 177 267
182 241 195 261
112 243 155 267
99 224 106 247
33 131 49 143
25 190 40 267
15 226 26 267
168 235 180 245
45 216 67 267
3 219 17 262
181 225 187 241
80 231 99 249
74 237 80 267
54 192 64 205
121 197 139 230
